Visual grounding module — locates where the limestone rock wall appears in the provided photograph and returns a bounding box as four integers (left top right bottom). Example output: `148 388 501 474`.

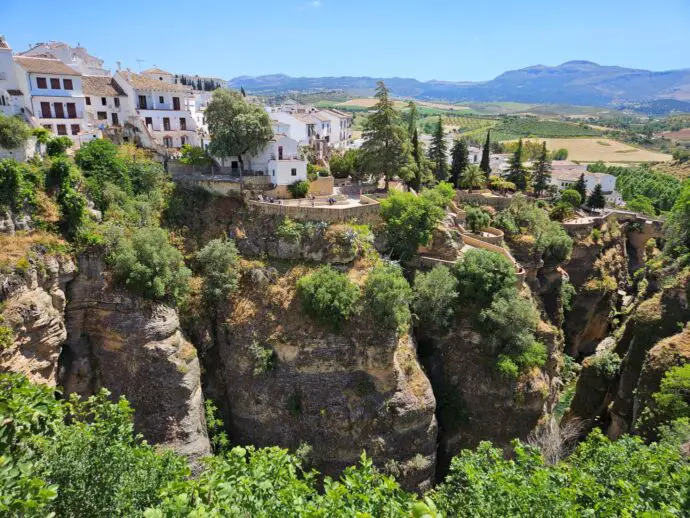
59 255 210 460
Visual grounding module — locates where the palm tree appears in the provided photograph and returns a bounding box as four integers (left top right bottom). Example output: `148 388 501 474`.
461 164 485 193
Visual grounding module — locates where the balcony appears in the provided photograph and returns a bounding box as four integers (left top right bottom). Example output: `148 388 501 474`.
269 153 302 161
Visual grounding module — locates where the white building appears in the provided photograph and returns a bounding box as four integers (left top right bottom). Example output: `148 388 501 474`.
82 75 130 132
319 109 353 148
0 36 25 117
114 71 199 149
141 67 175 84
550 168 621 205
310 111 332 141
20 41 108 76
13 55 98 145
268 111 311 145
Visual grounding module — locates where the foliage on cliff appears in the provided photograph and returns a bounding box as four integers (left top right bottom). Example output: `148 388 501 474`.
2 373 688 517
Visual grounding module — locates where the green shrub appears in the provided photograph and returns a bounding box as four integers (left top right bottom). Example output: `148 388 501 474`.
0 324 13 350
0 159 36 212
109 227 191 301
46 136 73 157
0 114 31 150
549 201 574 222
363 263 413 334
288 179 310 198
496 355 519 379
297 266 360 330
589 350 622 379
560 189 582 207
196 238 240 305
452 249 516 307
553 148 568 160
465 205 491 233
179 144 212 166
75 139 130 209
247 340 276 376
276 217 304 242
412 265 458 331
649 364 690 425
540 223 573 265
380 190 445 261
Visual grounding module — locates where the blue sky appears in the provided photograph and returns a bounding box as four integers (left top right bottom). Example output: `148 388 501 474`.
3 0 689 81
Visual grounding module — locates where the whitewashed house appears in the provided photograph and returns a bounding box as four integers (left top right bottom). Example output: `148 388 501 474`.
82 75 130 132
311 111 332 141
549 168 621 205
0 36 26 117
114 71 199 149
141 67 175 84
20 41 108 76
13 55 98 145
269 111 310 144
319 109 352 148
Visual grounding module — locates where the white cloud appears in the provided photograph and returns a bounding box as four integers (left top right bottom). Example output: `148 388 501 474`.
311 0 322 6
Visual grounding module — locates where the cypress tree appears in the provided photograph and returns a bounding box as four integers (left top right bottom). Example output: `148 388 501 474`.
428 117 448 182
450 138 469 188
574 173 587 202
409 127 423 192
241 86 247 98
506 139 528 191
480 130 491 174
587 183 606 210
407 101 418 136
532 142 552 197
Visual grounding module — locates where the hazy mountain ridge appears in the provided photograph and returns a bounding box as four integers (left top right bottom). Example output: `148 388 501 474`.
228 61 690 106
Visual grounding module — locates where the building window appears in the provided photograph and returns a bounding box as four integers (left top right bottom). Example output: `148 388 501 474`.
50 78 60 89
85 96 91 105
66 103 77 118
53 103 65 118
97 112 107 120
36 77 47 89
112 113 119 126
163 117 170 131
56 124 67 135
163 136 173 148
145 117 153 128
0 95 5 106
180 136 186 146
40 102 51 118
63 79 73 90
272 169 275 176
138 95 147 109
101 97 106 106
71 124 80 135
179 117 186 130
114 97 120 108
291 168 297 176
172 97 180 110
159 96 164 104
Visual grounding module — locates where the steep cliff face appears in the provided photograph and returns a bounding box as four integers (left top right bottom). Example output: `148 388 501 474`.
198 263 438 492
59 255 210 460
0 250 76 385
608 271 690 438
421 312 557 475
563 224 629 358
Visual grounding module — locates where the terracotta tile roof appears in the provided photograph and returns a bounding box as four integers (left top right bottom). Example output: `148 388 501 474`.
124 72 191 93
551 168 583 182
311 111 332 122
82 76 127 97
292 113 318 124
14 56 80 76
142 67 172 75
6 89 23 96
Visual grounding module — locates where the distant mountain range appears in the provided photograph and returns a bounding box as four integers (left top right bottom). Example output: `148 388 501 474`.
228 61 690 108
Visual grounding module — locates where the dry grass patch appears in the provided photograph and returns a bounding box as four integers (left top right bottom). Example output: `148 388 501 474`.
0 232 68 272
531 138 672 163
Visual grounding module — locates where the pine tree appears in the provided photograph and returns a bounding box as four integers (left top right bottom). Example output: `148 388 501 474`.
450 138 469 188
428 117 448 182
574 173 587 202
587 183 606 210
197 78 202 91
506 139 528 191
532 142 552 197
405 127 429 192
406 101 418 136
480 130 491 174
359 81 411 190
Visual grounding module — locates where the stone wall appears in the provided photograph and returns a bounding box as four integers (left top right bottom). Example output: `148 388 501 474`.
247 196 380 224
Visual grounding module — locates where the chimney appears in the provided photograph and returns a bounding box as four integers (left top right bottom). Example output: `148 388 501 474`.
116 60 121 71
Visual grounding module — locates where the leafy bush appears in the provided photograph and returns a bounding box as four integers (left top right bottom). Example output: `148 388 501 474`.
589 350 622 379
549 201 574 222
276 217 304 242
0 324 14 350
380 190 445 261
412 265 458 331
648 364 690 426
329 149 359 178
179 144 212 166
363 263 413 334
465 205 491 233
196 238 240 305
288 179 310 198
109 227 191 301
420 181 455 209
560 189 582 207
46 136 73 157
626 195 657 217
452 249 516 307
0 159 37 212
296 266 360 330
553 148 568 160
0 114 31 150
75 139 131 209
247 340 276 376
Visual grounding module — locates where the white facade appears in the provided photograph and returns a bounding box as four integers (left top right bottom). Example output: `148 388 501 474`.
319 109 352 147
0 37 25 117
21 41 108 76
268 111 309 144
82 76 131 133
115 71 199 150
0 136 39 161
549 169 622 205
13 55 99 146
141 68 174 84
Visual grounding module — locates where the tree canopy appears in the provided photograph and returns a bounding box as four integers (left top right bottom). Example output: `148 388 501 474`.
0 114 31 150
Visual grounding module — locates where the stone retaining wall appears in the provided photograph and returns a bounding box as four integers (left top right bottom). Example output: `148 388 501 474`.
247 196 380 223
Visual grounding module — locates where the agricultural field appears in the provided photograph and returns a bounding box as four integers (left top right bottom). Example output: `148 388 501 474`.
460 118 601 141
662 128 690 141
529 138 673 163
337 98 470 112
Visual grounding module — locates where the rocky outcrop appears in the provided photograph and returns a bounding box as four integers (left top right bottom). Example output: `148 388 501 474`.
0 209 32 235
422 313 555 475
0 252 76 385
199 265 437 492
59 255 210 460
